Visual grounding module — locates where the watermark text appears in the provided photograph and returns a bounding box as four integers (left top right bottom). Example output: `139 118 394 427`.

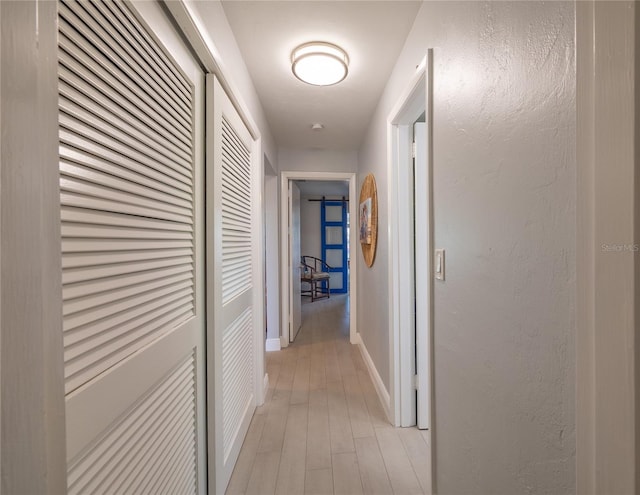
601 244 639 253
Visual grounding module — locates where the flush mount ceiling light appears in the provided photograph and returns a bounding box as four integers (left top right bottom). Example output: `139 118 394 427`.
291 42 349 86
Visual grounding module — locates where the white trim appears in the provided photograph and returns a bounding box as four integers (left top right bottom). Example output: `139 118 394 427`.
355 333 391 422
252 138 266 407
575 4 596 491
576 3 639 493
265 338 282 352
414 120 430 429
263 171 280 353
1 1 67 491
396 122 416 427
279 171 358 347
387 52 434 429
263 373 269 398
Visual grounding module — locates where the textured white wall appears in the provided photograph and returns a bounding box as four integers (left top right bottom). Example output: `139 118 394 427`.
278 148 358 173
358 2 576 493
300 199 321 260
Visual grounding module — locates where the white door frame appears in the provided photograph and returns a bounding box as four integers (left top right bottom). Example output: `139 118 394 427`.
263 163 281 352
387 51 434 435
279 171 358 348
289 181 302 342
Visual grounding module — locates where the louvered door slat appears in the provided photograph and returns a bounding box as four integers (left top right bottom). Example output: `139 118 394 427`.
222 269 252 292
96 1 192 105
59 1 192 131
59 85 192 176
222 192 251 211
221 309 253 459
222 146 251 173
60 146 192 202
60 81 192 170
220 115 252 306
67 354 197 495
62 258 193 286
61 193 192 225
65 307 194 393
62 223 193 241
221 182 252 212
67 362 191 487
120 407 193 493
221 153 251 189
222 119 251 162
59 126 191 191
222 243 252 251
222 220 252 232
59 131 191 195
58 49 192 153
63 249 193 268
221 150 251 183
59 65 192 163
63 283 193 332
62 237 193 253
64 295 193 350
60 206 193 234
58 31 192 150
67 363 193 489
221 249 252 262
90 0 192 116
62 265 193 301
221 259 252 273
60 173 192 218
63 270 193 316
63 295 193 358
59 102 192 182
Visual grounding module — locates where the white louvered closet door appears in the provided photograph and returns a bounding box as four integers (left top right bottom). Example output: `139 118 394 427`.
59 1 206 493
207 75 258 495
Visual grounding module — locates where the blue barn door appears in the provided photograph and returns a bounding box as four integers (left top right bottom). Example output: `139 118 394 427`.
321 199 348 293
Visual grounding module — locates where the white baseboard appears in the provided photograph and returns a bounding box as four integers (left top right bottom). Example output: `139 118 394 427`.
262 373 269 401
266 338 281 352
355 333 392 423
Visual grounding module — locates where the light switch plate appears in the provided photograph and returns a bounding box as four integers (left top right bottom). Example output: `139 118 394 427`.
435 248 445 281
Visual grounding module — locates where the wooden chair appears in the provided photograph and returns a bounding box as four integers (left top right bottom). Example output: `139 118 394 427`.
301 256 332 301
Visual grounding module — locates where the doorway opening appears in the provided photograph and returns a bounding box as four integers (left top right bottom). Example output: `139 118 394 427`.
280 172 358 348
388 50 433 435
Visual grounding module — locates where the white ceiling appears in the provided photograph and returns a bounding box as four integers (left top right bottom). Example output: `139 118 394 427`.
221 1 422 151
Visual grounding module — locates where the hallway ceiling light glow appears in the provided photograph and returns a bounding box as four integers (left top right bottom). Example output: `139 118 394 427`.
291 42 349 86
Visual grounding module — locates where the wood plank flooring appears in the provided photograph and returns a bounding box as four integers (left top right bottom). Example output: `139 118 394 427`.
226 295 431 495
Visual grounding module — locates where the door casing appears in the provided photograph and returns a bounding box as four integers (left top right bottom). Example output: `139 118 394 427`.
289 182 302 342
279 171 358 349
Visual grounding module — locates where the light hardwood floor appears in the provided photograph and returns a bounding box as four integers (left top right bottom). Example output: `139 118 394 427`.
226 294 431 495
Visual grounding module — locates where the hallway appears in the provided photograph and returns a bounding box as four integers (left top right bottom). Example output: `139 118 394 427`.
226 295 430 494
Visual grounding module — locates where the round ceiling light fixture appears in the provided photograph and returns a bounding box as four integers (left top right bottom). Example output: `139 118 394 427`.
291 42 349 86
